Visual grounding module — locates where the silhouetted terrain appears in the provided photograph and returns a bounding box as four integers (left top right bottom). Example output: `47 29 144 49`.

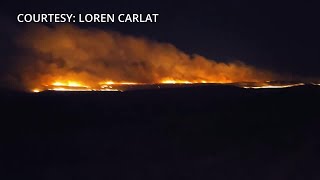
1 85 320 179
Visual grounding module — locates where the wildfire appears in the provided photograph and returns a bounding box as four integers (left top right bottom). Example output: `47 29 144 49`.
31 80 123 92
15 24 279 93
29 79 312 93
19 24 315 93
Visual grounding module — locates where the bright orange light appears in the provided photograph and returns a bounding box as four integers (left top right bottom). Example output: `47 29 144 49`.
242 83 305 89
32 89 41 93
101 81 115 85
52 81 88 87
48 87 89 91
161 79 192 84
30 79 310 93
99 81 140 85
30 80 123 92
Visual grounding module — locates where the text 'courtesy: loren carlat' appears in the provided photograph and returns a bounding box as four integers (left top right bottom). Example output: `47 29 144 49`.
17 14 159 23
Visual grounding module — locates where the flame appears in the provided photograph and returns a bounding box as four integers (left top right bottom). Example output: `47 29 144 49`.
242 83 305 89
160 79 218 84
161 79 192 84
101 81 116 85
49 87 88 91
51 81 88 87
99 81 139 85
30 80 311 92
32 89 41 93
30 81 122 92
14 24 283 92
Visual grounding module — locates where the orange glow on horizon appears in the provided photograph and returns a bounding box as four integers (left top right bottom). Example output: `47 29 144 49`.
99 81 140 85
242 83 305 89
161 79 192 84
31 80 123 92
30 79 311 93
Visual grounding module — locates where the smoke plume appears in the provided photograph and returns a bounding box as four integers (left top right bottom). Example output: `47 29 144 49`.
12 24 275 90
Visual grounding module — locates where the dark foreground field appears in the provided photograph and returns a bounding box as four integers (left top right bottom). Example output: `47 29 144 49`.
1 85 320 179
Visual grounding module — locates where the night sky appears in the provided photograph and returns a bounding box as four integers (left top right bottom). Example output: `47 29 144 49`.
1 0 320 78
